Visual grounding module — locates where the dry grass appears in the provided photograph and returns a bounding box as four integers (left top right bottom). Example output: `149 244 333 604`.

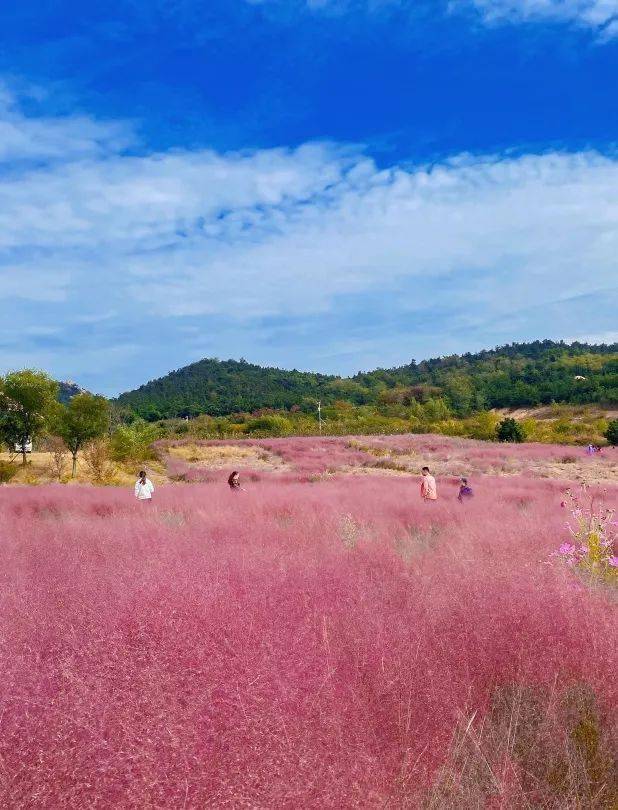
166 443 287 471
0 452 168 487
341 438 618 486
339 449 618 486
495 405 618 421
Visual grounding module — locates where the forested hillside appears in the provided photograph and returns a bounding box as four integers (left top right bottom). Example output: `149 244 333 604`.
116 341 618 421
116 359 336 420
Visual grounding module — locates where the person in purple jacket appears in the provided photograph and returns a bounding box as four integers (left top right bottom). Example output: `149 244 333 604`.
458 477 474 503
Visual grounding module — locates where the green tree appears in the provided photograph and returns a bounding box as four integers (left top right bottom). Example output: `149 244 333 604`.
422 398 452 423
55 393 111 477
496 417 526 443
110 419 161 463
0 410 22 455
0 370 58 464
443 374 475 416
604 419 618 446
467 410 501 440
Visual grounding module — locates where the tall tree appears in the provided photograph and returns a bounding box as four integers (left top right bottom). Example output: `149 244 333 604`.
0 370 59 464
496 417 526 443
604 420 618 446
55 393 111 477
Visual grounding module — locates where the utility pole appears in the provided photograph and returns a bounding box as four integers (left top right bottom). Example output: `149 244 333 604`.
317 400 322 435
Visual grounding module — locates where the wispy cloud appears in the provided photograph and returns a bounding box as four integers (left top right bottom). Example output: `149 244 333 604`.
464 0 618 37
1 85 617 393
253 0 618 37
0 81 133 164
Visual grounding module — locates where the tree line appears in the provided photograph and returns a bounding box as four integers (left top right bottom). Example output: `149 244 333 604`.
0 370 165 484
0 370 110 475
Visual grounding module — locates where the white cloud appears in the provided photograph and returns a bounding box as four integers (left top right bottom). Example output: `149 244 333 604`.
253 0 618 37
567 331 618 344
1 86 617 390
0 81 133 164
0 263 69 302
124 150 618 325
464 0 618 35
0 142 355 253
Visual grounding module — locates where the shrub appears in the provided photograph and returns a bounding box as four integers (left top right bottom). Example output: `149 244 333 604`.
552 488 617 584
110 420 161 463
496 417 526 443
604 419 618 446
245 414 292 437
81 439 116 484
466 411 501 441
369 456 409 472
46 435 69 480
0 460 17 484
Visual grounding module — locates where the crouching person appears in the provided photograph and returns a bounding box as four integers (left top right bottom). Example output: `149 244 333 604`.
458 477 474 502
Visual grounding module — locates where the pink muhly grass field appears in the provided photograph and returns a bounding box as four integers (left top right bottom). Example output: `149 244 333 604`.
0 471 616 807
158 433 618 481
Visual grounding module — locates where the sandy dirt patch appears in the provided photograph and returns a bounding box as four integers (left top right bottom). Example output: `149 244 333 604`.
166 444 288 471
338 445 618 487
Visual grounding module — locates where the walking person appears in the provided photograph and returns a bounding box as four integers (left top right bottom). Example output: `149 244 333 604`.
458 477 474 502
135 470 155 502
420 466 438 501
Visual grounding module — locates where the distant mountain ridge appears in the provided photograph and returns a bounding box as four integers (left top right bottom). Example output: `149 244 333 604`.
58 380 87 404
115 340 618 421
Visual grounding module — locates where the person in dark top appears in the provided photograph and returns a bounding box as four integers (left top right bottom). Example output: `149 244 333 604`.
458 477 474 502
228 471 241 490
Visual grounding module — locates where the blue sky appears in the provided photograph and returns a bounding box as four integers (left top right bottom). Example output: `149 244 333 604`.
1 0 617 395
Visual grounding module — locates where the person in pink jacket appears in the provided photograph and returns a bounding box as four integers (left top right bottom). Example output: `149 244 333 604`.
420 466 438 501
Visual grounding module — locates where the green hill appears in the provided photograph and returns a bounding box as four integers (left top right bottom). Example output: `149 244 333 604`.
116 340 618 421
116 358 337 420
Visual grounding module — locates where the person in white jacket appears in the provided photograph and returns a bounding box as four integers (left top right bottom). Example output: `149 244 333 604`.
135 470 155 502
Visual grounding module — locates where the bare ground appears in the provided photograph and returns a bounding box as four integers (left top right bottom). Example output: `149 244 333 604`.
165 443 288 472
0 452 169 487
341 446 618 487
